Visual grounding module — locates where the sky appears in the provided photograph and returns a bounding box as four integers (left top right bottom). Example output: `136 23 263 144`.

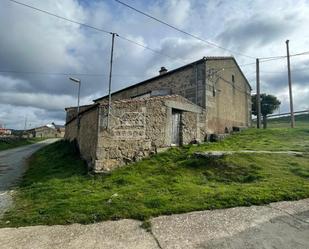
0 0 308 129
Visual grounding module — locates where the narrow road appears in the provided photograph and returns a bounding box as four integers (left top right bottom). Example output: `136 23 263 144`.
0 199 308 249
0 139 59 217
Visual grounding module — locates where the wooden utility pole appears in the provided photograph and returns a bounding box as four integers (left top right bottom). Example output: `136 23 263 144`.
107 33 117 129
24 116 28 130
286 40 295 128
256 58 261 128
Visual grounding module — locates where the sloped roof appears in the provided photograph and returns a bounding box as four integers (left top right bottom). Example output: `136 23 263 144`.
52 123 65 129
93 56 251 102
66 94 202 126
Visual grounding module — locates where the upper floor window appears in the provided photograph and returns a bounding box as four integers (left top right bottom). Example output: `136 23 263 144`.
232 74 235 84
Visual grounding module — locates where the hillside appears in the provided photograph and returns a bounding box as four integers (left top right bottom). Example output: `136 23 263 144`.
1 128 308 227
252 113 309 128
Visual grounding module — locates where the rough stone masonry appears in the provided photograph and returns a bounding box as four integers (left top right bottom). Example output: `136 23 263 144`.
65 56 252 172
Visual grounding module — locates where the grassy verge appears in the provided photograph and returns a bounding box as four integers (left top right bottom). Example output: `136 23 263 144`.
0 137 45 151
253 113 309 128
1 128 308 227
189 128 309 153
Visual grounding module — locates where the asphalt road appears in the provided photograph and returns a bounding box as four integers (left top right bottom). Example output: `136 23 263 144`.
0 199 308 249
0 139 59 217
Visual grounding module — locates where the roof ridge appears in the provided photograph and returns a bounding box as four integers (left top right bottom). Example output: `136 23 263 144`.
99 94 182 105
93 56 245 103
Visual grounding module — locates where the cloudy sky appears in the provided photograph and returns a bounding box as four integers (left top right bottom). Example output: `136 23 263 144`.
0 0 308 129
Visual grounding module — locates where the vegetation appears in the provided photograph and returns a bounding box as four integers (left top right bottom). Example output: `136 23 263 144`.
266 114 309 128
189 128 309 153
0 137 45 151
252 93 281 128
1 128 308 227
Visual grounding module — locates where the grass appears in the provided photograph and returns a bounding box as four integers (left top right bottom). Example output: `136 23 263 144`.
254 113 309 128
0 137 45 151
267 114 309 128
188 128 309 153
1 128 309 227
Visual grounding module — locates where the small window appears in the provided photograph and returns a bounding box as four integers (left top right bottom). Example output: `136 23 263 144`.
213 87 216 97
232 74 235 83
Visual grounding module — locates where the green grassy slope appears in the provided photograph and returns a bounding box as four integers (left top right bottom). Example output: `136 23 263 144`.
189 128 309 153
254 113 309 128
1 128 308 227
267 113 309 128
0 138 45 151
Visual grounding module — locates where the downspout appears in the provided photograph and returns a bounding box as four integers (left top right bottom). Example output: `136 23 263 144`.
204 59 208 134
94 105 101 172
194 62 199 141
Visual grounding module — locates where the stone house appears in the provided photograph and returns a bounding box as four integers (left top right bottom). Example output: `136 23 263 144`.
65 56 252 172
27 123 65 138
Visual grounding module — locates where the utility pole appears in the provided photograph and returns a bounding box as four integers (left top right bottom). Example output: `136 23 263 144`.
107 33 117 129
286 40 295 128
24 116 28 130
256 58 261 128
69 77 81 128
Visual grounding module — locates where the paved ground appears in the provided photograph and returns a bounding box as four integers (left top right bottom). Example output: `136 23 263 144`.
0 139 59 217
151 199 309 249
0 199 308 249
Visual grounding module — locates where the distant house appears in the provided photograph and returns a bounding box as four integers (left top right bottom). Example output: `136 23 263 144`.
65 56 252 172
0 128 12 136
27 123 65 138
52 122 65 137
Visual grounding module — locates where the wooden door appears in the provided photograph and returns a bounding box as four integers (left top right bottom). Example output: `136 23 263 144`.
171 110 181 145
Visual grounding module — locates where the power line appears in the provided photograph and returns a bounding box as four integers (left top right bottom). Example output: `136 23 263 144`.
259 51 309 61
0 70 146 77
0 70 104 76
260 67 309 74
9 0 307 67
7 0 112 34
117 34 190 63
7 0 188 62
1 52 307 78
5 0 309 83
0 61 257 78
7 0 309 66
114 0 255 59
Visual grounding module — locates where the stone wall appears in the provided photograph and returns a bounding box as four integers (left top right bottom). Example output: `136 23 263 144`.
32 127 63 138
64 119 78 141
95 57 251 135
78 107 99 168
65 104 97 123
94 95 205 172
205 59 251 133
65 106 99 168
181 111 207 144
64 57 252 172
95 60 206 108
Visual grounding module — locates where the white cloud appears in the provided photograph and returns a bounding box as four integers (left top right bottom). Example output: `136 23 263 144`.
160 0 191 27
0 0 308 128
0 92 75 111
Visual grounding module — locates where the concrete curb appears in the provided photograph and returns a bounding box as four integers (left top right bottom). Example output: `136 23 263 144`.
0 199 308 249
